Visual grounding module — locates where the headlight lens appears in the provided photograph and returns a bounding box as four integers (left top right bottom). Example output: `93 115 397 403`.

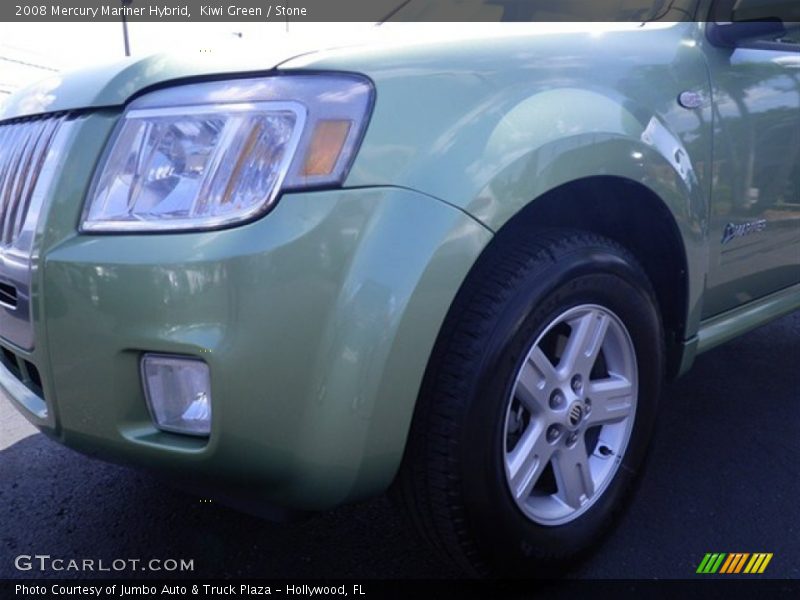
84 105 302 231
82 75 373 232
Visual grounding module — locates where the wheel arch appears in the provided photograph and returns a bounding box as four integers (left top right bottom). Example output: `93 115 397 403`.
478 175 692 378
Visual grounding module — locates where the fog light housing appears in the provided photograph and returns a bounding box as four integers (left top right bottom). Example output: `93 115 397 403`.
141 354 212 436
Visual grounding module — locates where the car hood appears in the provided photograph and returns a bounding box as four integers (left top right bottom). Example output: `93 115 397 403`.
0 41 322 121
0 22 675 122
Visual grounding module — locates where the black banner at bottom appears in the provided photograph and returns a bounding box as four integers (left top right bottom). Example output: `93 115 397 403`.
3 579 800 600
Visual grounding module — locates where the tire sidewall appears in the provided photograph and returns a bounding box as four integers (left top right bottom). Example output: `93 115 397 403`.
460 245 663 572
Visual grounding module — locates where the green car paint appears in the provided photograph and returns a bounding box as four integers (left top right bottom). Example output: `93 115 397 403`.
1 15 798 511
41 185 491 509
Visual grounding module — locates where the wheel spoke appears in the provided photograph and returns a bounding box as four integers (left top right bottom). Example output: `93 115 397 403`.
552 436 594 509
506 422 554 501
515 347 557 413
587 375 635 425
559 310 610 377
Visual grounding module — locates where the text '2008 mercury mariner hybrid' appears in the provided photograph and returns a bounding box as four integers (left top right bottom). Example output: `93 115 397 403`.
1 0 799 576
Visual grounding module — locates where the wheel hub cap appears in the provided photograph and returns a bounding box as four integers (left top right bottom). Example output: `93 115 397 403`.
567 402 583 428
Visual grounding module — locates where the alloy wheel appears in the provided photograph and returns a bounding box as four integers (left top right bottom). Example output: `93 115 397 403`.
503 304 638 526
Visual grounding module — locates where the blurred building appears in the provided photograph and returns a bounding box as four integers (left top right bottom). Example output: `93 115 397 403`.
0 44 59 101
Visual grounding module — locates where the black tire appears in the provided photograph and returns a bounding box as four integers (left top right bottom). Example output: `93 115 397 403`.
393 229 664 577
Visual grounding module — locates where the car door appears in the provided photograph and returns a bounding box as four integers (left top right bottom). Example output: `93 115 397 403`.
701 0 800 318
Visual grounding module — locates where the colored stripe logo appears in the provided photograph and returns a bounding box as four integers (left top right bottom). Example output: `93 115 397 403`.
696 553 773 574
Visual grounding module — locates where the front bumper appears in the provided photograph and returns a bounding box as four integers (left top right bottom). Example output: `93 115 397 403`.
1 182 492 511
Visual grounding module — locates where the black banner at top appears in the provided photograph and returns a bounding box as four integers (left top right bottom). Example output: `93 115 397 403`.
2 0 798 23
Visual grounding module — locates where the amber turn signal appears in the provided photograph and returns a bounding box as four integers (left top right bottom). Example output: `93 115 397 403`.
302 120 352 177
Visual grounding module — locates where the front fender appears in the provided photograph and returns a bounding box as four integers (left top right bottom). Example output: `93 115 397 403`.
470 116 709 337
290 22 713 335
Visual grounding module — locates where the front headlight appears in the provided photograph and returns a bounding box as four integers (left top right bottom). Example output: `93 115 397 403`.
82 74 374 232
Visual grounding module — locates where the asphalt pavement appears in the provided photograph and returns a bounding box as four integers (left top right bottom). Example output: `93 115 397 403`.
1 313 798 580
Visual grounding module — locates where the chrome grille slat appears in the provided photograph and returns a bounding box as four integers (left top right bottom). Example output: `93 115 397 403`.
0 116 65 248
0 127 25 222
10 120 60 245
3 126 39 245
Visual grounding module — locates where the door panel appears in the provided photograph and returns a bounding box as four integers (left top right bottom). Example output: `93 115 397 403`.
702 29 800 318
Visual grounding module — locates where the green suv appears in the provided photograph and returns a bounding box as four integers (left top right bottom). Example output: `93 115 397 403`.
1 2 798 576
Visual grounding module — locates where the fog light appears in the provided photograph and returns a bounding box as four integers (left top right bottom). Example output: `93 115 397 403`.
141 354 212 436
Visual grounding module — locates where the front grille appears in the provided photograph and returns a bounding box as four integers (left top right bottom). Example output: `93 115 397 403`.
0 281 17 308
0 113 72 350
0 344 44 399
0 115 64 247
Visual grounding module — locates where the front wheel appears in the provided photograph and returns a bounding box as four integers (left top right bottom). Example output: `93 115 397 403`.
395 230 664 576
503 302 639 527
